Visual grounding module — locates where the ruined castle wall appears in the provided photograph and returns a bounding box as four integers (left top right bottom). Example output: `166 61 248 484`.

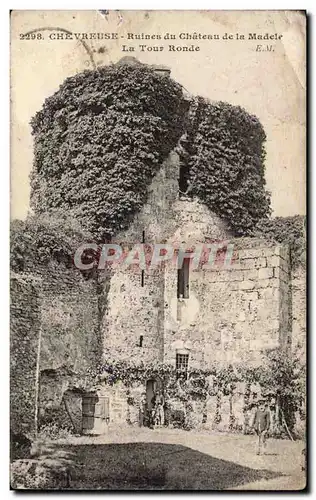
163 240 292 369
291 264 307 362
103 149 294 370
103 150 232 365
103 266 165 363
11 268 100 433
39 269 100 374
10 275 40 436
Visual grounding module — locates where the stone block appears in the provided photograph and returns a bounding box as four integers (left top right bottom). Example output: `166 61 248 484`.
267 255 280 268
230 281 241 291
256 304 278 321
238 247 276 259
258 267 274 280
239 280 255 290
273 267 290 282
228 269 245 281
254 278 279 289
215 270 235 282
239 259 253 270
240 257 267 270
243 269 259 280
238 248 263 259
254 257 268 268
261 247 279 257
242 290 259 301
257 287 279 300
228 261 243 271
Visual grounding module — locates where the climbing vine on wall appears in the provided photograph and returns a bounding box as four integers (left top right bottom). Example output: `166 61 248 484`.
179 96 271 235
82 351 304 433
253 215 306 268
10 215 92 274
30 59 273 241
30 62 188 241
10 277 40 437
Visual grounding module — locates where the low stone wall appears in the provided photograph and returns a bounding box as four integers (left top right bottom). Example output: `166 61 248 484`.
291 264 306 361
10 275 40 438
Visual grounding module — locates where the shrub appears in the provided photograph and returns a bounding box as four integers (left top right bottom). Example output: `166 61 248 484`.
260 348 306 434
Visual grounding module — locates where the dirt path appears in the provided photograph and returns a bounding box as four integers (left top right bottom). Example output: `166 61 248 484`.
34 427 306 490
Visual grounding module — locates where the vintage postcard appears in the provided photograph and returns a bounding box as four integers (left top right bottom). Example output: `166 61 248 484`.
10 10 306 491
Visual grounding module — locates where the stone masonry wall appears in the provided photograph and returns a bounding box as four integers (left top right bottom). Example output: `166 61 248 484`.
103 150 232 365
291 265 306 362
103 266 165 363
163 239 291 368
104 236 292 370
38 270 100 430
10 275 40 436
40 273 99 374
103 148 293 370
12 268 100 433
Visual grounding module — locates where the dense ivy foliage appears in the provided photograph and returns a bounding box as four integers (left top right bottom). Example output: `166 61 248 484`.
93 353 303 395
179 97 271 235
253 215 306 268
30 60 272 239
10 216 92 274
30 62 188 241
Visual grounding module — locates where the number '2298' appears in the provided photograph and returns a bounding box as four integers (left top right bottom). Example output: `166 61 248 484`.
19 33 44 40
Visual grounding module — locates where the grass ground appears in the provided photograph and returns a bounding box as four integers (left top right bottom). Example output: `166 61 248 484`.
24 426 307 490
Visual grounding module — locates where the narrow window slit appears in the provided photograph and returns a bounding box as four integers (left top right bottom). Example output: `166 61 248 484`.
179 162 190 197
177 258 190 299
141 230 145 287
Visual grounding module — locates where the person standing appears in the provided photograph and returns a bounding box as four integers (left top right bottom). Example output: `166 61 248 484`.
150 392 157 428
252 400 271 455
139 394 147 427
155 391 165 427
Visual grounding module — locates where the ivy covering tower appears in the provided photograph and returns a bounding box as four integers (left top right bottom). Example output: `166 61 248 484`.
30 59 271 240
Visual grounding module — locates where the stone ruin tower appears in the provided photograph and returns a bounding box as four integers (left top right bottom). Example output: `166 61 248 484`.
102 66 296 373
